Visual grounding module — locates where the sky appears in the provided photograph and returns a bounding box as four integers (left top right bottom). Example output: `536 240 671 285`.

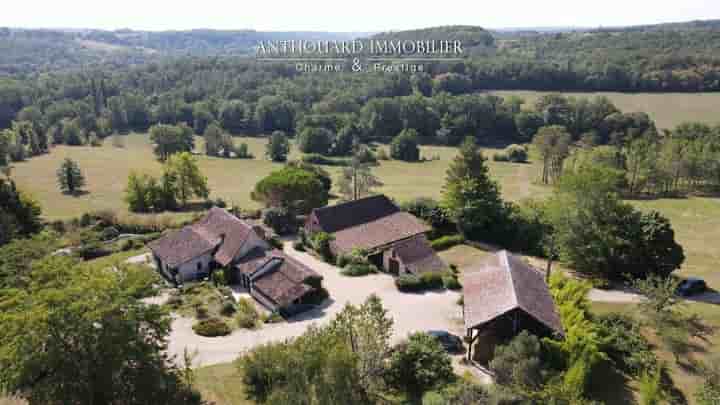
2 0 719 32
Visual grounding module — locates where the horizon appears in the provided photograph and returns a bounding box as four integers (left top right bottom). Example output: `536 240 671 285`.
2 0 719 32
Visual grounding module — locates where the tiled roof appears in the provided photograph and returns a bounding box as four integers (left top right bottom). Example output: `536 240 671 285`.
311 195 430 254
242 249 321 307
149 208 255 267
462 250 562 334
391 235 446 274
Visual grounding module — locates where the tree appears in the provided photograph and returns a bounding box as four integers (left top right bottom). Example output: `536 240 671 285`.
387 332 454 400
0 178 42 246
203 122 222 157
441 137 504 239
514 111 545 142
149 123 194 161
238 295 392 404
696 355 720 405
265 131 290 162
255 96 295 133
252 166 328 215
533 125 572 184
337 151 383 201
219 100 250 134
125 171 153 213
0 256 203 405
56 158 86 194
390 129 420 162
297 127 333 155
546 164 684 279
61 118 83 146
490 331 545 392
164 152 209 206
331 123 359 156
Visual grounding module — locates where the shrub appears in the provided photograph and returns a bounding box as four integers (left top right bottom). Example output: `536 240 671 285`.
293 240 305 251
220 301 237 316
311 232 334 262
195 305 209 319
236 298 259 329
192 318 231 337
302 287 329 305
235 142 254 159
505 144 528 163
492 152 509 162
166 295 183 308
395 274 424 292
301 153 348 166
212 268 229 286
100 226 120 241
263 312 284 324
263 207 298 235
395 272 447 292
430 235 465 251
390 129 420 162
341 263 378 277
442 274 462 290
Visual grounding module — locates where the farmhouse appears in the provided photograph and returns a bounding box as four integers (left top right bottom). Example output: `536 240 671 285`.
462 250 562 362
149 207 323 313
305 194 446 275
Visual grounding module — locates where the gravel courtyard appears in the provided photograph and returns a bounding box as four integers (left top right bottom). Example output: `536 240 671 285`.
165 242 464 367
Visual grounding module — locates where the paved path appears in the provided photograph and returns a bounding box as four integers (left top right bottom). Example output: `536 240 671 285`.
166 242 464 368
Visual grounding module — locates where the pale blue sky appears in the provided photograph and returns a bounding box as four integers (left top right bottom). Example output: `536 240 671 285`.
2 0 719 31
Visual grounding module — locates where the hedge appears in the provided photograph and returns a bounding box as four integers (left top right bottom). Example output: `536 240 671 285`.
192 318 231 337
430 235 465 251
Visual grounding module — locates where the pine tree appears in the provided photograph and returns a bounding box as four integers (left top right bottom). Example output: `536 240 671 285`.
56 158 86 194
441 136 504 239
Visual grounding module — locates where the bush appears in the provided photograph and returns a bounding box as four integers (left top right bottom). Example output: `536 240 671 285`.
235 142 254 159
293 240 305 251
311 232 334 262
492 152 509 162
301 153 348 166
341 263 378 277
302 287 329 305
505 144 528 163
100 226 120 241
195 305 209 319
236 298 259 329
263 312 284 324
220 301 237 316
390 129 420 162
430 235 465 251
166 295 183 308
395 274 424 292
192 318 231 337
263 207 298 235
442 274 462 290
395 272 447 292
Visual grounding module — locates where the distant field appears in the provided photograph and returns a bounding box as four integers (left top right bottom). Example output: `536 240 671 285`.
492 90 720 130
9 133 544 221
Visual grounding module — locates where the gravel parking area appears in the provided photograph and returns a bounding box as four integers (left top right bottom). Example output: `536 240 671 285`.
165 242 464 367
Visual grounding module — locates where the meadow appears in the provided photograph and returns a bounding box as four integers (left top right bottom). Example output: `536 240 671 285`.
492 90 720 130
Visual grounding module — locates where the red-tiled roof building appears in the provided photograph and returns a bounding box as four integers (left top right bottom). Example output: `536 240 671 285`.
149 208 322 314
305 195 446 275
461 250 562 362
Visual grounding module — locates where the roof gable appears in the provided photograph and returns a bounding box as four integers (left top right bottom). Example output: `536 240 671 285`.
149 207 255 267
462 251 562 334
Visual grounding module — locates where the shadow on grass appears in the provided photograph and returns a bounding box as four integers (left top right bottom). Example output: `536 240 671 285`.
62 190 90 197
587 361 636 405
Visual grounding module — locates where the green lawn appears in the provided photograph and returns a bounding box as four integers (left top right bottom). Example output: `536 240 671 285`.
195 362 255 405
10 133 542 220
492 90 720 130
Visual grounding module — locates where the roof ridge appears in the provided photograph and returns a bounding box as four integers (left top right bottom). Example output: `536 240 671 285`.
500 250 521 309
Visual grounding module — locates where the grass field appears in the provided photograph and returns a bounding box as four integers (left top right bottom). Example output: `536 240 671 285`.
9 133 544 220
492 90 720 130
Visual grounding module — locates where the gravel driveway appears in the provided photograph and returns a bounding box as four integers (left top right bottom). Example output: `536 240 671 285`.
166 242 464 367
